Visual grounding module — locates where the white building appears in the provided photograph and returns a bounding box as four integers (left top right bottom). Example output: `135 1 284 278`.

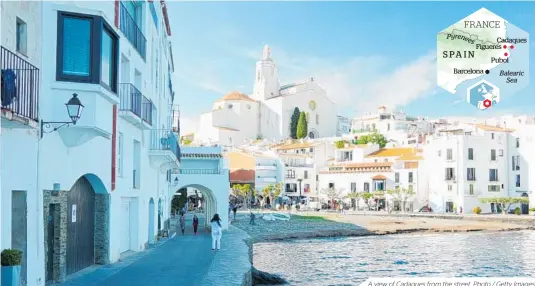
194 46 338 145
23 1 179 284
337 115 351 136
423 123 532 214
273 139 333 201
351 106 434 146
318 144 427 211
1 2 42 285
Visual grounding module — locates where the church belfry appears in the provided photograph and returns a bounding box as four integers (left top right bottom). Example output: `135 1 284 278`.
253 45 280 100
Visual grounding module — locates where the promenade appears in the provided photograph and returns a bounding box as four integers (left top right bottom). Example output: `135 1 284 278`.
56 213 252 286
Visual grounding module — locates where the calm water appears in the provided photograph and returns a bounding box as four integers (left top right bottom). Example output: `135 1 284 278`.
253 231 535 286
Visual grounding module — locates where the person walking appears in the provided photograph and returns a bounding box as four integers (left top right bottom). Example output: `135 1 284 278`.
232 205 238 220
192 214 199 236
210 214 223 251
179 213 186 235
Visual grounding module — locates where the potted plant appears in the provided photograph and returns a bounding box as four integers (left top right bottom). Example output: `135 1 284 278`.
1 249 23 286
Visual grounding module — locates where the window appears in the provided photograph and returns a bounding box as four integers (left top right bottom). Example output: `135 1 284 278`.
489 169 499 181
516 138 520 148
316 114 319 124
285 169 295 179
512 155 520 171
491 133 495 139
228 104 233 109
490 149 496 161
328 182 335 189
445 168 455 180
447 185 452 191
304 170 308 179
516 175 521 187
395 172 399 183
304 184 310 192
467 168 476 181
488 185 500 192
408 172 413 183
438 150 442 157
56 12 119 92
309 148 313 153
350 183 356 193
117 132 124 177
16 18 27 55
363 182 370 192
468 148 474 160
446 149 453 160
469 184 474 195
498 149 503 157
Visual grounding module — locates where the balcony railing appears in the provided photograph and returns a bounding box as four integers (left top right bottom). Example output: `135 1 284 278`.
180 169 221 175
120 2 146 59
1 46 39 121
150 129 180 160
119 83 142 117
141 96 152 125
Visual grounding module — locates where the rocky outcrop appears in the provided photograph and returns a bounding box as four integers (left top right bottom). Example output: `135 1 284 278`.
252 267 288 285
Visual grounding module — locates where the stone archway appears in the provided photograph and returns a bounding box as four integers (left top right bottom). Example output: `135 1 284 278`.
170 183 228 230
43 173 110 283
308 129 319 139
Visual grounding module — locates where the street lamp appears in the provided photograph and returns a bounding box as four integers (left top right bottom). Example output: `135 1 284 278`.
174 177 179 186
41 93 84 138
297 175 303 205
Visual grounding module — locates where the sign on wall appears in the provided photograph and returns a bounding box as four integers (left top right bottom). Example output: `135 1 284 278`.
71 205 77 223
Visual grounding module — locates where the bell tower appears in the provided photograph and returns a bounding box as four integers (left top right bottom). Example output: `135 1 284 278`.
253 45 280 100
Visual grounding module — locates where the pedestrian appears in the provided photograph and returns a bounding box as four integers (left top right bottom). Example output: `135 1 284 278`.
249 211 256 225
192 214 199 236
210 214 223 251
232 205 238 220
179 213 186 235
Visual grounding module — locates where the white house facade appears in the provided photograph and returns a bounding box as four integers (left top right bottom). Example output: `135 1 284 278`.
1 1 43 285
194 46 338 145
1 1 180 285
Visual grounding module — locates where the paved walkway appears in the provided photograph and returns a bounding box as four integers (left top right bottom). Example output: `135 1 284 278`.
57 214 222 286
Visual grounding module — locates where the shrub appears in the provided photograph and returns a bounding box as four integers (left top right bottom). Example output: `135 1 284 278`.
335 140 345 149
514 207 521 215
1 249 22 266
473 206 482 214
530 208 535 212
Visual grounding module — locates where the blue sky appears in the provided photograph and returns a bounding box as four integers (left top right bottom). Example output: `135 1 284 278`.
167 1 535 134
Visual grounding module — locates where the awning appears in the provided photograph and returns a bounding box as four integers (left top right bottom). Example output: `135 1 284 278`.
372 174 387 180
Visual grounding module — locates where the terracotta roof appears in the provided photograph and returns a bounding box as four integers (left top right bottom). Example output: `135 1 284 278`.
396 154 424 161
475 124 515 132
181 153 222 158
371 174 387 180
366 148 415 158
334 162 392 168
275 142 321 151
230 169 255 183
321 162 392 174
278 153 311 158
214 126 239 131
216 91 257 103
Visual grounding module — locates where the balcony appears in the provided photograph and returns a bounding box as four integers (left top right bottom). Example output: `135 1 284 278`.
256 163 277 170
148 129 180 171
1 46 39 128
120 2 146 60
180 169 221 175
119 83 152 129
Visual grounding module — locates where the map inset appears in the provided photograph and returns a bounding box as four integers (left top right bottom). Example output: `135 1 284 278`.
467 80 500 110
437 7 530 110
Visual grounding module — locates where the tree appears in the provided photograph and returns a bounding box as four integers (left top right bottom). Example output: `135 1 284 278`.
479 197 529 215
362 192 374 210
171 188 188 215
346 192 363 210
181 138 192 145
289 107 300 139
387 187 416 212
233 184 253 209
321 187 343 209
296 111 308 139
371 191 385 211
357 132 388 148
335 140 345 149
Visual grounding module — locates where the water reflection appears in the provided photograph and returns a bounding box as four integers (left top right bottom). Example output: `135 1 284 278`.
253 231 535 285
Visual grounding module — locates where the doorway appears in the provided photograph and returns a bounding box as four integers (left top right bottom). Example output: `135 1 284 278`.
148 198 155 244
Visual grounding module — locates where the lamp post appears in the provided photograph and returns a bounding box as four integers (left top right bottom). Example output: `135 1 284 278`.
297 175 303 205
41 93 84 138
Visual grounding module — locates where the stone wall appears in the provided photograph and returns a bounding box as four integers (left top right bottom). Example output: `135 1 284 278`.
201 226 253 286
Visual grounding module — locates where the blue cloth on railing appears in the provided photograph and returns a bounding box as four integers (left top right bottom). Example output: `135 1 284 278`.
1 69 17 107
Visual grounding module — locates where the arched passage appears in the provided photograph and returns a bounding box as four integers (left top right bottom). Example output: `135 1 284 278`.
521 193 529 214
170 184 227 229
44 174 110 282
148 198 155 244
308 129 319 139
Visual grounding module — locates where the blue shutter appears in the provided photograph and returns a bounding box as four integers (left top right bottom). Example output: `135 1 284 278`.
62 17 91 76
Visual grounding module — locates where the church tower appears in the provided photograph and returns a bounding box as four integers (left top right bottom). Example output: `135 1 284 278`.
252 45 280 101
